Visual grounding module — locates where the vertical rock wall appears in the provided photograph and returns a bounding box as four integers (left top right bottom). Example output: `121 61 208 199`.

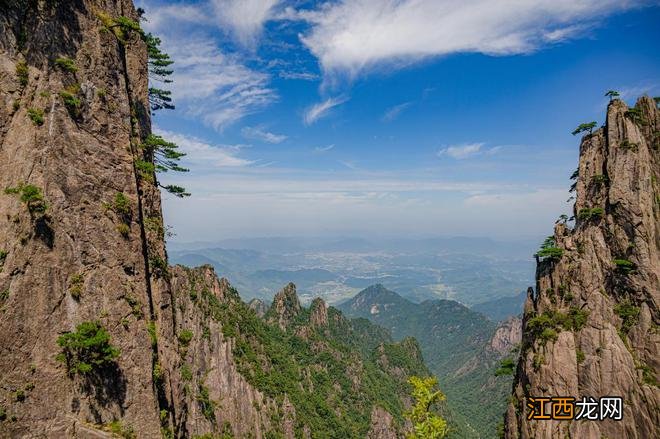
505 97 659 438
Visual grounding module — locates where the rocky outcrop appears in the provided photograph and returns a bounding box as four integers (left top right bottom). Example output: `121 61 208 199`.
248 298 267 317
504 97 659 438
309 297 328 327
490 317 522 354
366 406 398 439
267 282 301 330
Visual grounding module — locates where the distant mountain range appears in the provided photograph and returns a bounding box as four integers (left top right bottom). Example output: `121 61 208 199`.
338 284 521 438
472 290 526 321
168 236 535 307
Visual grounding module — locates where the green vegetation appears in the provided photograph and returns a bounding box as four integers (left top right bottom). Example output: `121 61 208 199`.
405 376 448 439
624 107 645 124
59 84 82 117
576 348 585 364
536 236 563 261
605 90 619 101
135 159 156 182
116 223 130 237
578 207 604 221
620 139 639 151
27 108 44 126
338 285 504 437
614 300 640 333
637 363 658 387
4 183 47 214
571 121 597 136
494 358 515 376
139 135 190 197
181 363 193 381
106 420 136 439
56 321 120 375
147 321 158 347
184 279 428 437
68 273 84 300
197 383 216 423
591 174 608 186
145 33 175 112
613 258 635 274
178 329 193 346
54 57 77 72
526 307 589 345
16 60 28 86
0 250 7 268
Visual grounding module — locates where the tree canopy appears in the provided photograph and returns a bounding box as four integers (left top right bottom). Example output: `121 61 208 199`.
405 376 449 439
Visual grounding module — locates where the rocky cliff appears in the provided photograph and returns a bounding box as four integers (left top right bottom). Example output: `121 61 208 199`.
0 2 426 437
504 96 659 438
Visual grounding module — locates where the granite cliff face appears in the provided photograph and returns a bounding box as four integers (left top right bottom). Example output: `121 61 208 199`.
0 2 424 437
504 97 659 438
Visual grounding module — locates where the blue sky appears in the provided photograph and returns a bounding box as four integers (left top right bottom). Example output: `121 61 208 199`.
136 0 660 242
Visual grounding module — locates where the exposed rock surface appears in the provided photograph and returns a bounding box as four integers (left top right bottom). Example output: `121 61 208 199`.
309 297 329 327
0 1 167 436
366 406 398 439
248 297 267 317
504 97 659 438
266 282 301 330
490 317 522 354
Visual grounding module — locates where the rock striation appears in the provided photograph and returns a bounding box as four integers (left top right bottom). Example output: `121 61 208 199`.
504 96 659 438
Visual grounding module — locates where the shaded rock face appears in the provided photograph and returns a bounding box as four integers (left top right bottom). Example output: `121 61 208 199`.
167 266 277 438
490 317 522 355
0 1 168 436
504 97 659 439
309 297 328 327
267 282 301 330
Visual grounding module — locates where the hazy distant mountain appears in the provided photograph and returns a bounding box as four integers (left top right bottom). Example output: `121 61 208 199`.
339 284 519 438
168 238 535 307
471 290 526 321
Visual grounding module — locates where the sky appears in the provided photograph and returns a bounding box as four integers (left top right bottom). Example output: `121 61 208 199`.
135 0 660 243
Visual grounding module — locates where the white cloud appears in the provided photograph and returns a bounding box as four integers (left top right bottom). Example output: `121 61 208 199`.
382 102 412 122
304 96 348 124
438 143 484 159
299 0 641 77
211 0 281 46
164 36 277 130
242 125 288 143
315 144 335 152
154 128 254 170
279 71 320 81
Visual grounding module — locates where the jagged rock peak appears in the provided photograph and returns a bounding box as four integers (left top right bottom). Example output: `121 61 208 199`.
248 298 267 318
309 297 328 327
268 282 301 330
489 316 522 354
504 95 659 439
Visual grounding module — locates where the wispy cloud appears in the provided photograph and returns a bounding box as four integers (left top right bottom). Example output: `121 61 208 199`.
436 143 505 159
382 102 412 122
154 128 254 170
299 0 643 77
279 71 320 81
304 96 348 125
242 125 288 143
438 143 484 160
211 0 282 46
315 144 335 152
157 35 277 130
